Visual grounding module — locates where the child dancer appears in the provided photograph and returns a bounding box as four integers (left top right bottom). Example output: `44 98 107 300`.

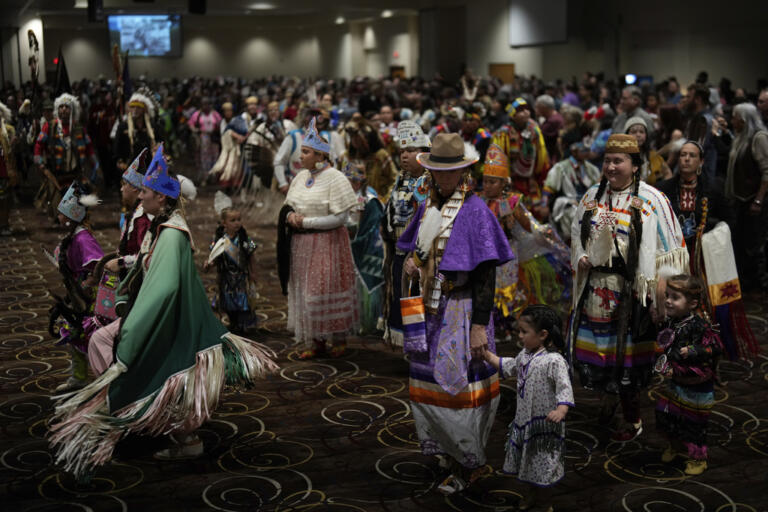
655 274 722 476
481 144 572 337
205 207 258 334
485 305 574 512
50 182 104 392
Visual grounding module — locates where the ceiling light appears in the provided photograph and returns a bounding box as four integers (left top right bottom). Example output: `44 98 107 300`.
249 2 275 9
381 10 393 18
335 16 345 25
74 0 87 8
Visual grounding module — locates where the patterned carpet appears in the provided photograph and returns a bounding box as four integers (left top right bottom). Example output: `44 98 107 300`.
1 187 767 512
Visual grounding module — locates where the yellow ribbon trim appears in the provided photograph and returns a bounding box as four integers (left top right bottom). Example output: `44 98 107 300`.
494 283 520 318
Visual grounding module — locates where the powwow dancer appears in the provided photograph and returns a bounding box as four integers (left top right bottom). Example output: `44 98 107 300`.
398 133 513 494
570 134 688 441
0 100 18 235
656 274 723 476
484 305 574 511
49 182 104 392
491 97 550 208
205 203 259 335
481 144 572 333
344 163 386 334
34 93 99 221
381 120 431 347
88 149 155 374
49 144 277 479
281 118 359 359
656 140 759 359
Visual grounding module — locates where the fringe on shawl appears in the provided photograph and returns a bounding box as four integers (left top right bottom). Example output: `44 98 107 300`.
49 336 278 479
716 302 760 360
634 247 690 306
383 325 404 348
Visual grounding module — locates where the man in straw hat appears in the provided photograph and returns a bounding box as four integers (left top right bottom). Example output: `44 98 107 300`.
397 133 513 494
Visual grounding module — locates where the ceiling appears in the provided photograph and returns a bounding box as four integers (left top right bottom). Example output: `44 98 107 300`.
3 0 465 22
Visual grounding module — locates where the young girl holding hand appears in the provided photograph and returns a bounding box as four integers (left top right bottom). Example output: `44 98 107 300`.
485 305 574 511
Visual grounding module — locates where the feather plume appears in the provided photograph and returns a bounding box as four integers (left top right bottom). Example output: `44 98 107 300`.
18 99 31 115
0 101 12 120
416 206 443 256
128 88 158 119
214 190 233 216
463 141 480 164
671 137 686 153
176 174 198 201
78 194 101 208
54 93 81 122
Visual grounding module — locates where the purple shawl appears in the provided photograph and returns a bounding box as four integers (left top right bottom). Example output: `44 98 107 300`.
67 229 104 275
396 193 513 270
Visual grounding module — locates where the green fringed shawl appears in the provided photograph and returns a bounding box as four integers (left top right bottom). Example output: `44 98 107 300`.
109 227 227 412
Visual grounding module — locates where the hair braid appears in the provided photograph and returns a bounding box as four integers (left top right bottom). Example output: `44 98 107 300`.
625 172 643 279
118 199 141 256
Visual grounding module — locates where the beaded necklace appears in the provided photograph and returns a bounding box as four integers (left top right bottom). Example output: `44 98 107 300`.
518 347 546 398
305 162 329 188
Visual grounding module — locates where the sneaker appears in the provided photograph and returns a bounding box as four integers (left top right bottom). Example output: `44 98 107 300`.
436 473 467 495
611 420 643 442
299 340 326 359
54 376 87 393
298 348 319 360
153 435 204 460
684 459 707 475
468 465 493 484
329 343 347 358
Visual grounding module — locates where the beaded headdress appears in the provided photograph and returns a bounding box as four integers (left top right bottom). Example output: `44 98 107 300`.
396 120 431 149
301 117 331 154
142 143 180 199
58 182 100 223
482 143 510 179
122 148 149 189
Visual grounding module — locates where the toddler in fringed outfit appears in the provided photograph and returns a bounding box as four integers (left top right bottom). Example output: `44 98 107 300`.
655 274 722 476
204 205 258 334
484 305 573 512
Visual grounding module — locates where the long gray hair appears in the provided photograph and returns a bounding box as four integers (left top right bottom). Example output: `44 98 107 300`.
730 103 767 158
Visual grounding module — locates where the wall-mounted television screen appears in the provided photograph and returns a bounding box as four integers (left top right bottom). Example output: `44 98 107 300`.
107 14 182 57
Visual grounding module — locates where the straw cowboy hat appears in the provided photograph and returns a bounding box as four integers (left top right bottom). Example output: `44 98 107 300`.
417 133 479 171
